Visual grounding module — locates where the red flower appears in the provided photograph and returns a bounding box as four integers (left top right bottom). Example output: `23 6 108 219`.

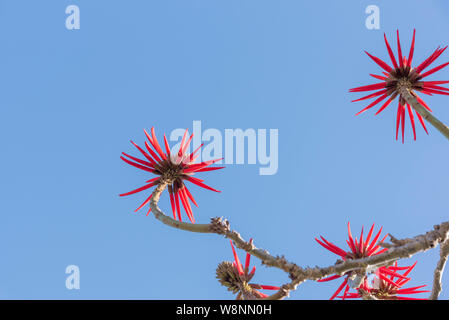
350 29 449 142
120 127 224 223
341 262 429 300
228 240 280 299
315 222 389 300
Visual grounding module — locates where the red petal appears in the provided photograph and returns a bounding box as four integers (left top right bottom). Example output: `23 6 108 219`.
358 227 364 254
407 104 417 140
401 261 417 278
194 166 225 173
415 46 446 73
169 190 176 219
421 87 449 96
130 141 156 165
347 222 357 254
342 283 350 300
183 158 224 173
181 188 195 222
119 181 157 197
370 74 387 81
122 152 154 168
421 80 449 85
179 188 194 223
397 30 403 68
378 273 400 287
349 82 386 92
174 190 182 221
420 61 449 78
189 143 204 162
163 134 171 156
143 130 161 162
180 134 194 158
396 103 401 140
144 141 162 163
401 103 406 143
230 241 244 275
259 285 280 290
415 110 429 134
414 94 432 112
120 156 155 173
245 239 253 272
150 127 167 160
184 186 198 207
368 244 388 257
355 93 389 116
364 224 375 252
375 98 393 115
184 176 221 192
315 238 346 258
365 51 392 73
366 226 383 253
351 89 388 103
178 129 188 157
384 33 399 69
379 267 408 279
407 29 416 67
248 266 256 278
330 279 348 300
134 194 153 212
319 236 348 257
396 285 428 294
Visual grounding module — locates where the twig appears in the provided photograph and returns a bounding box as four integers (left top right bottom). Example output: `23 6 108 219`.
150 181 449 299
380 234 413 248
430 239 449 300
150 181 212 233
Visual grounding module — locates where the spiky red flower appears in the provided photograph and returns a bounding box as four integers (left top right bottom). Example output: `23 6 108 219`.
350 29 449 142
227 239 280 299
315 222 389 300
119 127 224 223
340 262 429 300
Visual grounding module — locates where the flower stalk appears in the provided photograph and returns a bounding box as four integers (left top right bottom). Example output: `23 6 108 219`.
149 180 212 233
400 86 449 140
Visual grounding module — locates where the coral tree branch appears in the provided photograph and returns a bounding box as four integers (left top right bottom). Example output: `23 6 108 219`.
430 239 449 300
150 181 449 299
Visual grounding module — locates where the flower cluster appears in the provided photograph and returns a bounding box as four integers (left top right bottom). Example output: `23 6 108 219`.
315 222 388 299
316 223 428 300
120 127 223 223
350 30 449 142
216 240 280 300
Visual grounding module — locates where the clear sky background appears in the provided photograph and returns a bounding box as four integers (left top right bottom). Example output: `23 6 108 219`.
1 0 448 299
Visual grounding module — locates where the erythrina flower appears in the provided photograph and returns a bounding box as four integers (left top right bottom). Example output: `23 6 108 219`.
315 222 389 300
341 262 429 300
119 127 224 223
350 29 449 142
216 240 280 300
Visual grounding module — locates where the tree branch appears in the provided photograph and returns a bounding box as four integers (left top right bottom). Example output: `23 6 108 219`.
430 239 449 300
150 181 449 299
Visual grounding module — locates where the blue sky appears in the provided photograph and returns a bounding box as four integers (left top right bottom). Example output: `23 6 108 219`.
1 0 449 299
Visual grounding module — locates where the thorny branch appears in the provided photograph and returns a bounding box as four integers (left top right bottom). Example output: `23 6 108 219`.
150 181 449 300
